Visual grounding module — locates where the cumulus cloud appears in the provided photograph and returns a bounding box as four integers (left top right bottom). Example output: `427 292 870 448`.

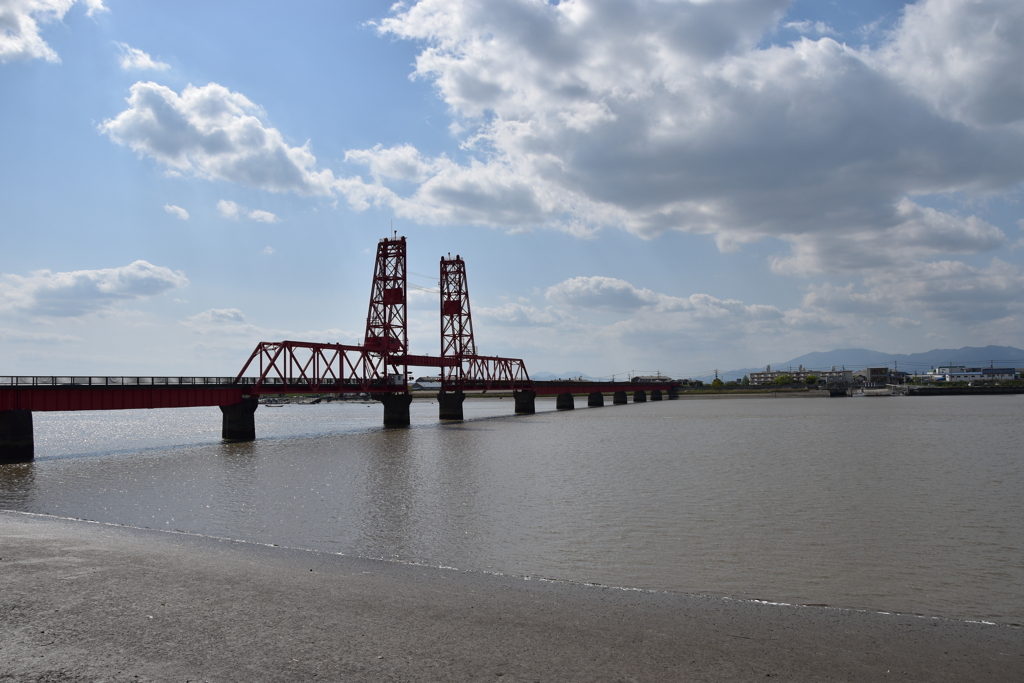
476 302 569 326
879 0 1024 127
180 308 276 341
338 0 1024 269
543 275 785 322
163 203 189 220
770 199 1006 274
217 199 240 219
185 308 246 325
0 0 106 63
94 1 1024 325
100 82 336 195
99 1 1023 281
545 276 660 312
0 260 188 317
804 258 1024 323
783 20 837 36
471 274 837 369
115 42 169 71
217 199 278 222
247 209 279 223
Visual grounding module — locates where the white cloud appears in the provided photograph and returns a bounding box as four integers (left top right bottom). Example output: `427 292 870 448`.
115 42 169 71
0 260 188 317
769 199 1006 275
217 199 278 222
180 308 268 340
82 0 1024 340
472 274 838 372
337 0 1024 271
101 82 336 195
247 209 279 223
0 0 106 64
804 258 1024 323
476 302 570 326
217 199 240 219
783 20 837 36
545 276 660 312
262 246 275 255
94 1 1024 294
543 275 785 322
879 0 1024 127
185 308 246 325
163 203 189 220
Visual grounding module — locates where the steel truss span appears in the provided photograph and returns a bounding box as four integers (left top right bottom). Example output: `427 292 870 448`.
237 236 534 396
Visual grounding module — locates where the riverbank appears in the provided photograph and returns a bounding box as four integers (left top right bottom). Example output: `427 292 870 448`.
2 511 1020 682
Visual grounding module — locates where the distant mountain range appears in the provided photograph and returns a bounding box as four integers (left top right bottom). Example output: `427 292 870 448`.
705 345 1024 382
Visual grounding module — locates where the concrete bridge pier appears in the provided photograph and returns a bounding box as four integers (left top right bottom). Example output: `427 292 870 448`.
514 390 536 415
438 389 466 420
613 391 628 405
651 390 663 401
633 390 647 403
556 393 575 410
0 410 34 464
220 397 259 441
588 392 604 407
376 392 413 427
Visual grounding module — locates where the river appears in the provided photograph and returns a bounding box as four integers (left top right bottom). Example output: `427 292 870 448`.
1 394 1021 625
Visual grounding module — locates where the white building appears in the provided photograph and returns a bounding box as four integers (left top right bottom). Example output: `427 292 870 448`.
922 366 1018 382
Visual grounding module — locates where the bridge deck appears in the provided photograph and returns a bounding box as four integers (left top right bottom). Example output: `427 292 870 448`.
0 377 248 412
1 377 678 412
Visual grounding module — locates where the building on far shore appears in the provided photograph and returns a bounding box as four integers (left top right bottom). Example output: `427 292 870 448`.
749 365 853 386
852 367 895 386
918 366 1019 382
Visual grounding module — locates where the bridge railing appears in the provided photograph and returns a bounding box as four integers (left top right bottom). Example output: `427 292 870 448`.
0 376 257 387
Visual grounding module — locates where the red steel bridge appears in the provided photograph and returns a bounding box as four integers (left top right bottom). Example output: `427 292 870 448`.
1 235 679 463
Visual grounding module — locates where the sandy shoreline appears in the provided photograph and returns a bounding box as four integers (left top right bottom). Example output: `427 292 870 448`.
2 510 1021 682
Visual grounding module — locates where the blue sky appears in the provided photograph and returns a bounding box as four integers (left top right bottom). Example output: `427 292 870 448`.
2 0 1023 378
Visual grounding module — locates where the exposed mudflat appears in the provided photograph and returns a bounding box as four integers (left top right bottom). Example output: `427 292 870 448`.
2 510 1021 682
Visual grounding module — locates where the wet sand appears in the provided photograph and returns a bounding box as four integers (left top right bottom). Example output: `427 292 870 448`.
2 510 1021 682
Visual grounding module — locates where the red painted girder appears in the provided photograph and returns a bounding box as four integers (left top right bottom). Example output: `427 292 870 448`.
0 386 245 412
395 355 460 368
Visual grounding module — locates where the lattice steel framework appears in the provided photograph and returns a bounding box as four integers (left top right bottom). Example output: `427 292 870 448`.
234 234 534 396
438 254 532 392
236 235 409 395
363 235 408 389
234 340 403 394
439 254 476 384
457 355 532 392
